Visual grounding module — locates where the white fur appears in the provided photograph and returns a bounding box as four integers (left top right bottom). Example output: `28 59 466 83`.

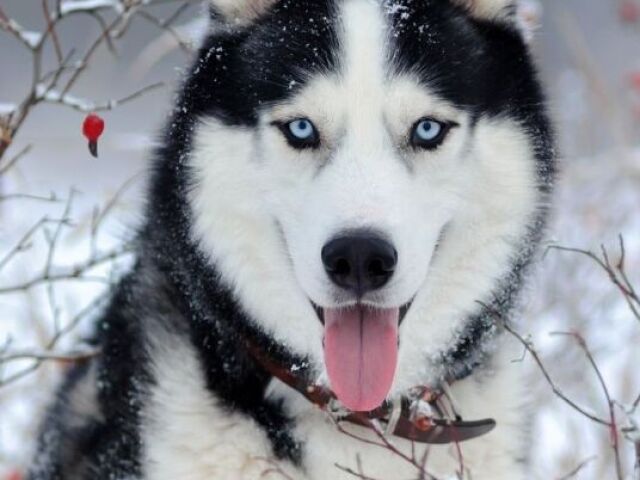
141 330 528 479
180 0 543 477
272 337 528 480
452 0 515 20
142 330 299 480
209 0 278 24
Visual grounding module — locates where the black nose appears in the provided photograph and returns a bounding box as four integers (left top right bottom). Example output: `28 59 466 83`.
321 232 398 296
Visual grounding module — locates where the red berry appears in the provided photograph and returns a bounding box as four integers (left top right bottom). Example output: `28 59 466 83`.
83 113 105 158
7 470 23 480
630 72 640 91
619 1 640 23
82 114 105 142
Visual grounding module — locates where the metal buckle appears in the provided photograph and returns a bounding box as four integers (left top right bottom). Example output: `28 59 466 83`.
384 397 403 436
326 398 351 419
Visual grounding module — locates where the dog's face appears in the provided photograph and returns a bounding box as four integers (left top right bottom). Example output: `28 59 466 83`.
187 0 552 411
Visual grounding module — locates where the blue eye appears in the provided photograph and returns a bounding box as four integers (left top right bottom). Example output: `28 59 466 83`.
278 118 320 149
289 119 314 139
411 118 449 149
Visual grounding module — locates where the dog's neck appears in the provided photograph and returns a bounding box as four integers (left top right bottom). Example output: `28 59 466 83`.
244 331 497 446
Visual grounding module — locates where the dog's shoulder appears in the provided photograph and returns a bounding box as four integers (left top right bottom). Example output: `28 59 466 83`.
28 266 163 480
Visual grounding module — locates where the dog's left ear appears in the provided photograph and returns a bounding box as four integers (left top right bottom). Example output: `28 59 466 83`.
451 0 516 21
209 0 278 25
452 0 540 42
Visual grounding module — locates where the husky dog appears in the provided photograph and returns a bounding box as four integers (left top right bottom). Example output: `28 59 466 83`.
29 0 555 478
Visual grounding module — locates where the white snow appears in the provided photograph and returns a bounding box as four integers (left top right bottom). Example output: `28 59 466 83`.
35 85 101 111
0 103 17 115
59 0 123 15
5 19 43 48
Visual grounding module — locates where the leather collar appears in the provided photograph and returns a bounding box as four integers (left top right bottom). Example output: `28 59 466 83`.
247 340 496 445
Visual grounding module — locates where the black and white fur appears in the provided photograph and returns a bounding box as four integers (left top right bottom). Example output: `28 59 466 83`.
29 0 555 478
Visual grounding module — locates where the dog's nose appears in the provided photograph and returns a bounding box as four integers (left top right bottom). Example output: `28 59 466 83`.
321 232 398 296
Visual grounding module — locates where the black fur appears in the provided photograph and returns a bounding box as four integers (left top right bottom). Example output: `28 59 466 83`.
29 1 555 478
29 272 153 479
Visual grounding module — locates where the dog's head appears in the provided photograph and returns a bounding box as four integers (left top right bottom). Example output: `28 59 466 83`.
184 0 554 412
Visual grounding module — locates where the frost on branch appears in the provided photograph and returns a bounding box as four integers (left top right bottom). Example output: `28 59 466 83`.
0 0 200 162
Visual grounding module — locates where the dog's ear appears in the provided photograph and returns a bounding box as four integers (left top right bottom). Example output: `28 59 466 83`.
450 0 516 21
209 0 278 25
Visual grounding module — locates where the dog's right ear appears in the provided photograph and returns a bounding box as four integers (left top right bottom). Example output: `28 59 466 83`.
209 0 279 25
450 0 516 21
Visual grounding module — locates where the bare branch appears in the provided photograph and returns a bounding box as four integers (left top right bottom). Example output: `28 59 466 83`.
0 192 62 204
0 7 43 50
329 416 441 480
0 292 109 388
37 82 164 112
481 303 611 427
1 347 100 364
547 242 640 323
550 331 624 480
334 463 385 480
555 456 597 480
0 144 32 176
135 9 192 52
42 0 64 63
0 245 132 294
0 216 71 272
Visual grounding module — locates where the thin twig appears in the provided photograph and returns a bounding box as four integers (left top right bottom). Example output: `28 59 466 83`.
135 9 192 51
481 302 611 427
547 242 640 323
0 144 32 176
0 192 62 204
0 216 70 272
550 331 624 480
0 245 132 294
0 292 109 388
1 347 100 363
39 82 164 112
334 464 384 480
42 0 63 63
555 456 597 480
331 416 440 480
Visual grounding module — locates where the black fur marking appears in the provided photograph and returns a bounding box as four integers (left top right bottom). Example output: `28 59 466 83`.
28 272 152 480
28 362 94 480
184 0 340 126
386 0 556 184
387 0 546 123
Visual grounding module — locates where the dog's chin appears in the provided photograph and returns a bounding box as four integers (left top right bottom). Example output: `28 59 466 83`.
310 300 413 412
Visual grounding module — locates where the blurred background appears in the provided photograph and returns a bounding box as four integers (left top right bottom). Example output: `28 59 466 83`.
0 0 639 478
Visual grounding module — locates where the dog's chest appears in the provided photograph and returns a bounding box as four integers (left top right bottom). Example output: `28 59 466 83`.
141 376 500 480
140 388 451 480
140 338 524 480
139 342 442 480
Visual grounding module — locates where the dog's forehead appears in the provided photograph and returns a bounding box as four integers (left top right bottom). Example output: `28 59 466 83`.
248 0 508 110
189 0 532 125
339 0 387 91
287 0 463 125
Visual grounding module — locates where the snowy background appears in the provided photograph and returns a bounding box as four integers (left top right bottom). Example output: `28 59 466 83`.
1 0 639 478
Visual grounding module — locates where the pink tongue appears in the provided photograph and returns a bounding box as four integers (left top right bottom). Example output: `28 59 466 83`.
324 306 399 412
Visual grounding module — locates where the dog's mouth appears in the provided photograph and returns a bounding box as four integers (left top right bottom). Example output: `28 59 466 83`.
312 301 412 412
